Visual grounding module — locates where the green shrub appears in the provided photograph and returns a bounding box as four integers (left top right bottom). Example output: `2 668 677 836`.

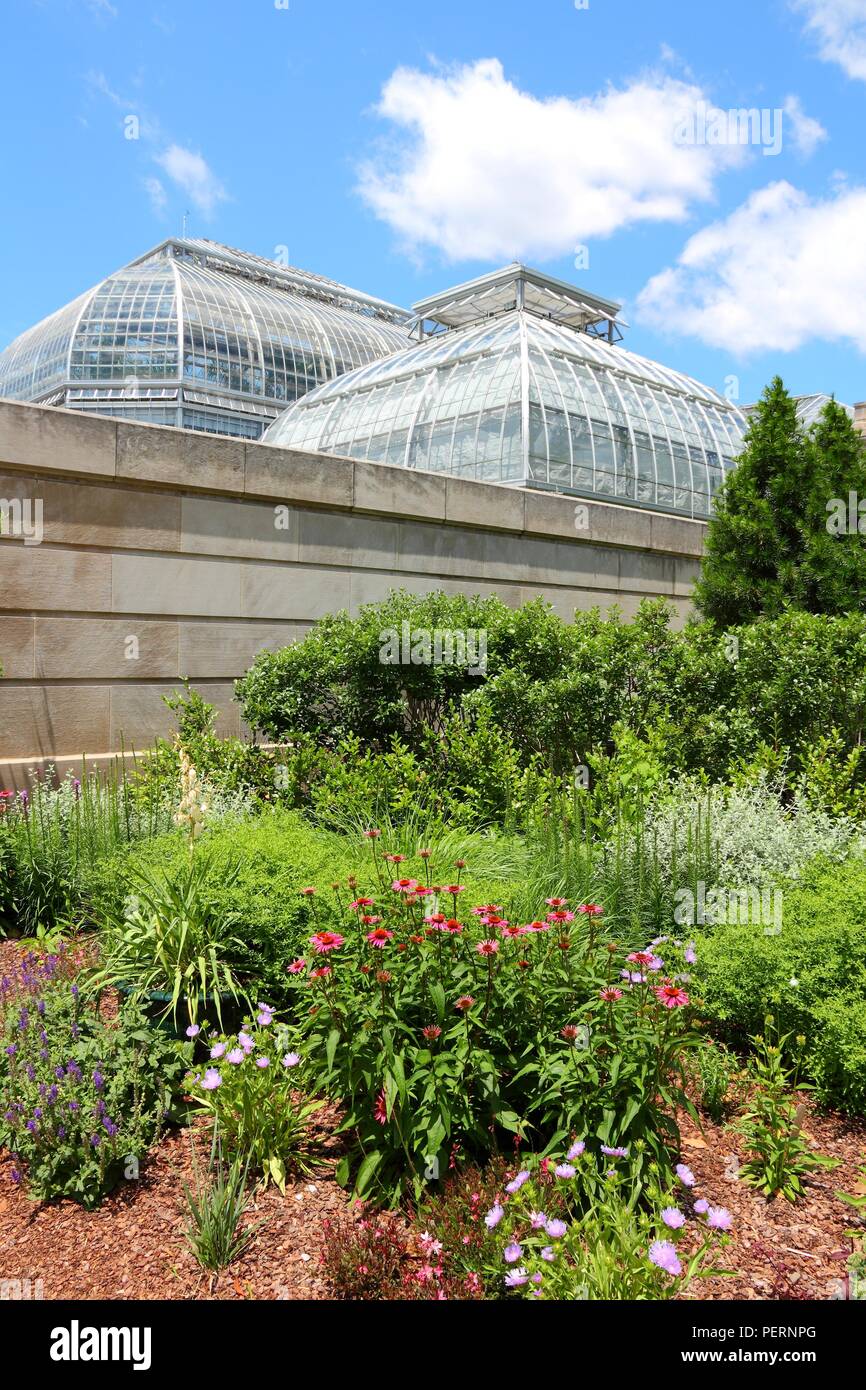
85 810 527 1004
694 854 866 1113
234 588 866 801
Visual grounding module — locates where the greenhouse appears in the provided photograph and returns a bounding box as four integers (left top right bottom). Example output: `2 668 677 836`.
265 264 748 518
0 238 412 438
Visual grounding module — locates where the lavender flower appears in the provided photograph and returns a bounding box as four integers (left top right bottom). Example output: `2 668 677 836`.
648 1240 682 1276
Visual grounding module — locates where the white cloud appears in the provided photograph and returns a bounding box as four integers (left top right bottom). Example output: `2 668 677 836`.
357 58 747 262
154 144 227 217
86 0 118 18
792 0 866 80
636 180 866 354
782 94 827 156
143 175 167 214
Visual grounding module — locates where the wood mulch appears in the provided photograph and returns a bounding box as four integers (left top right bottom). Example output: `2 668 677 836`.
676 1104 865 1301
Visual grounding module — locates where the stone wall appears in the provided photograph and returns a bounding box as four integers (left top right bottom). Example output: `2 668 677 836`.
0 397 706 784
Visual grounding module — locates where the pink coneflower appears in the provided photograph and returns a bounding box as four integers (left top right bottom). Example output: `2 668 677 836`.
287 958 307 974
363 828 381 839
392 877 419 893
425 913 447 926
366 926 393 948
444 919 463 934
475 940 499 956
648 1240 682 1276
310 966 332 979
422 1025 442 1041
547 910 575 923
706 1206 733 1230
560 1024 581 1042
360 914 382 926
557 939 571 951
418 848 432 860
300 886 317 897
374 1089 388 1125
472 904 501 916
385 853 407 864
350 897 375 910
545 897 569 908
527 920 549 933
578 903 603 917
444 885 466 896
627 950 655 967
500 924 525 939
599 987 623 1002
455 995 475 1012
310 931 344 954
655 983 690 1009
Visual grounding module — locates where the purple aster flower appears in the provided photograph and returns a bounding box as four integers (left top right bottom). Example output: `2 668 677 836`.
92 1070 104 1092
554 1163 576 1178
255 1057 270 1068
226 1048 245 1065
540 1246 556 1262
282 1052 301 1068
4 1044 16 1057
505 1169 530 1194
201 1068 222 1091
684 944 697 964
210 1043 226 1059
484 1204 504 1230
662 1207 686 1229
601 1145 629 1158
503 1242 523 1264
185 1024 201 1038
529 1211 547 1229
504 1270 528 1288
648 1240 682 1276
707 1206 733 1230
545 1218 568 1239
237 1032 255 1053
675 1163 695 1187
256 1005 274 1026
694 1198 709 1214
567 1139 585 1159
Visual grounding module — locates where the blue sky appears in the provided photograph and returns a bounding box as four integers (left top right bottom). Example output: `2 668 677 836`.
3 0 866 406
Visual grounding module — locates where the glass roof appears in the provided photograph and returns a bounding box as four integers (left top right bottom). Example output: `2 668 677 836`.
0 239 412 436
264 282 747 519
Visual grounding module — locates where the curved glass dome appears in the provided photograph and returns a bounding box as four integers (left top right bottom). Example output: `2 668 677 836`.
265 265 746 518
0 238 411 438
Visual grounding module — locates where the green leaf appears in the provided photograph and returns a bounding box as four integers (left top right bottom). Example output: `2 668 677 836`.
354 1149 383 1198
325 1028 340 1072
